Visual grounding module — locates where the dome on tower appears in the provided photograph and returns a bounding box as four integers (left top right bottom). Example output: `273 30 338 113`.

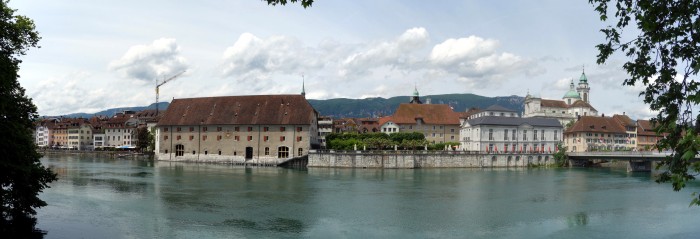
563 90 581 99
563 80 581 99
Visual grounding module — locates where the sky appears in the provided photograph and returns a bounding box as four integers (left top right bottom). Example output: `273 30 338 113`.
11 0 653 119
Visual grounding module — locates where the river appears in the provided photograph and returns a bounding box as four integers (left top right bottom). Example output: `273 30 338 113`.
36 154 700 238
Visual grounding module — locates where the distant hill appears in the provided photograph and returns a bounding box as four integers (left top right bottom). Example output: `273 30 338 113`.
48 93 524 119
308 93 524 118
47 102 170 118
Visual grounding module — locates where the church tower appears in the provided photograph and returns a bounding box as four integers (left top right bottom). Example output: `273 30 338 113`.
301 75 306 98
577 68 590 103
563 79 581 105
409 85 422 104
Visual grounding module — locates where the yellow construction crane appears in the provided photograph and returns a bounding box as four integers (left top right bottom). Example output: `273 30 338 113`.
155 71 185 116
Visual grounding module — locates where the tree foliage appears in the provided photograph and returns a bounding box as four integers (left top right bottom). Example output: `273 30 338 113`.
590 0 700 205
0 0 57 232
264 0 313 8
552 143 568 167
325 132 431 150
135 127 152 153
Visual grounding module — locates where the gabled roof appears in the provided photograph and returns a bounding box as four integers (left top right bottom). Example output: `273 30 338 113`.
541 99 568 108
484 105 516 112
637 119 659 136
566 116 626 134
158 95 317 126
378 116 393 126
570 100 597 111
391 103 460 125
612 114 635 127
467 116 561 127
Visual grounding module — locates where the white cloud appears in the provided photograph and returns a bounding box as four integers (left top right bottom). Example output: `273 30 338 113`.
109 38 189 82
430 36 498 65
429 36 538 88
31 72 114 115
341 27 430 76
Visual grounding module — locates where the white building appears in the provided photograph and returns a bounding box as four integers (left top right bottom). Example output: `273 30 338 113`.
460 116 563 153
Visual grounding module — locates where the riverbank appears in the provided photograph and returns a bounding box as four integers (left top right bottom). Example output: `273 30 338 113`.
41 149 152 159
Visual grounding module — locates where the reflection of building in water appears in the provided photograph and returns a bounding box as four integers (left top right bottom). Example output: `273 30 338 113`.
523 70 598 126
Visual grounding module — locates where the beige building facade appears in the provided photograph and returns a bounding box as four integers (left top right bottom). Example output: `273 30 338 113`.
156 95 319 164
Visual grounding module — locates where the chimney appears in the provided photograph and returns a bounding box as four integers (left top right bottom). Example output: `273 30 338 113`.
602 113 605 117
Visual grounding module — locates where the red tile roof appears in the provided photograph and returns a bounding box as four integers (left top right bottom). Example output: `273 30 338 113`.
637 119 659 136
158 95 317 126
570 100 598 111
541 99 568 108
390 103 460 125
565 116 626 134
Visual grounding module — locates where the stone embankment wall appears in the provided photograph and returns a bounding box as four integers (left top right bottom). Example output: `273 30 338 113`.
155 153 287 166
309 150 555 168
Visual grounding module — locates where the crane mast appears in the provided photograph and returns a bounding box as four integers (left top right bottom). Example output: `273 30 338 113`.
155 71 185 116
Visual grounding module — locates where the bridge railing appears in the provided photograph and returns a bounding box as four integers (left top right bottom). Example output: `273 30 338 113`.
568 151 673 157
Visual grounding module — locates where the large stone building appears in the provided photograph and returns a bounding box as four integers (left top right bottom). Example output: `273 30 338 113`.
523 70 598 125
155 95 319 163
459 114 562 153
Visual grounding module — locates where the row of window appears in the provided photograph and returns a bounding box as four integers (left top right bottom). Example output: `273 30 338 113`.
164 126 304 132
164 135 303 142
486 143 554 152
171 145 303 158
486 129 559 141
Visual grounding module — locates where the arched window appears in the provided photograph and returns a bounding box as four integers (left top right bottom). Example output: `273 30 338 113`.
175 144 184 156
278 146 289 158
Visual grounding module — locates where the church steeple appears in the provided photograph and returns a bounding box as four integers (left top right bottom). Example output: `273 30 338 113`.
577 65 590 103
301 74 306 98
409 84 422 104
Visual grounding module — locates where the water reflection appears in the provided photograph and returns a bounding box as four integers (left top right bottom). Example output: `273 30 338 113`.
36 155 700 239
566 212 589 227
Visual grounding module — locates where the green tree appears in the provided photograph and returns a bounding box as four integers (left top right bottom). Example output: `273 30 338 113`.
552 143 568 167
136 127 152 153
590 0 700 205
0 0 57 233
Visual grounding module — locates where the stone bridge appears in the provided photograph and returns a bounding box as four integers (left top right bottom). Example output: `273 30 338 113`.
567 151 675 172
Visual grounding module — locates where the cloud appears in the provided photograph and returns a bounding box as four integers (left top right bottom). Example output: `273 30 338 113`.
109 38 189 82
31 72 114 115
430 36 539 88
430 36 498 65
340 27 430 76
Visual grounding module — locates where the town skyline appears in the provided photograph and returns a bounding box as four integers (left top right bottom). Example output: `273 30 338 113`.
13 1 651 119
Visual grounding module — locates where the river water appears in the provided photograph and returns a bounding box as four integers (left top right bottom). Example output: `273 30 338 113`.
36 154 700 239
